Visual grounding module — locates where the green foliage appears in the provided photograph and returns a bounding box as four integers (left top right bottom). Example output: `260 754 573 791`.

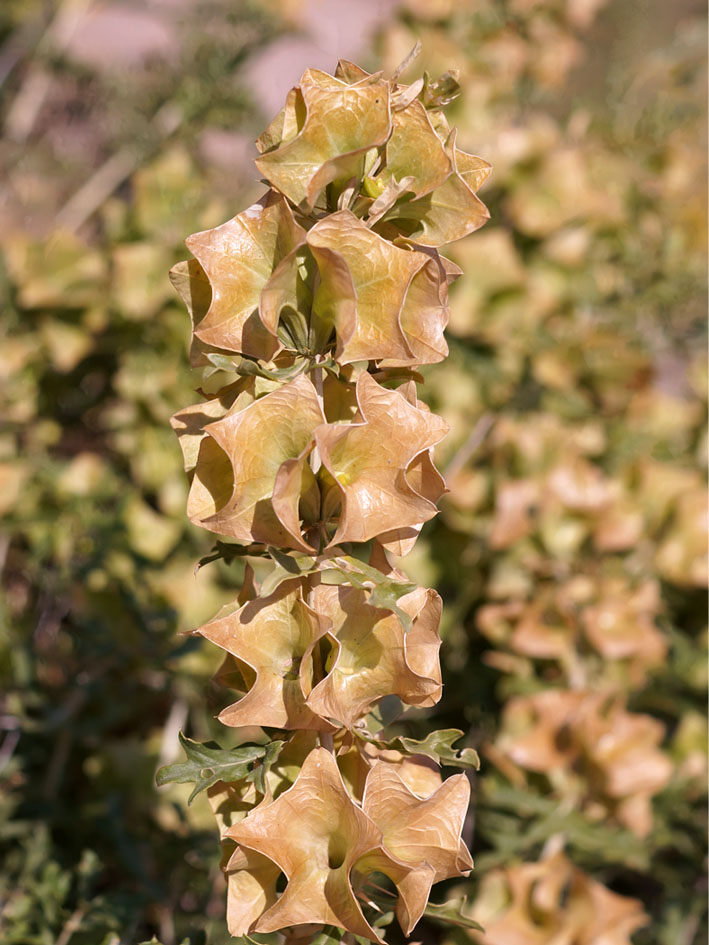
372 729 481 771
156 734 281 805
422 897 483 932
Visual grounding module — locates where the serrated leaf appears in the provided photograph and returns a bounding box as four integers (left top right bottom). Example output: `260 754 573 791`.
384 729 480 770
267 547 316 574
155 732 267 805
260 549 318 597
245 739 286 795
423 896 483 931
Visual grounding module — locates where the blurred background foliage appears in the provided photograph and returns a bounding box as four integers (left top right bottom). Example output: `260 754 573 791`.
0 1 705 944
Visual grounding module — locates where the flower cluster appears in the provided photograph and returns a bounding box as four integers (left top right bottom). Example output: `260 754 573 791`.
166 55 489 942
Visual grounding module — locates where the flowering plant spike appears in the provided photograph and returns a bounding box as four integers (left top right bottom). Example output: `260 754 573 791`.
159 51 490 942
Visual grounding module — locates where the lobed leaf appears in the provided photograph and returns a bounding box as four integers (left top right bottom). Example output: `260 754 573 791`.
380 729 481 771
422 896 484 931
155 732 268 805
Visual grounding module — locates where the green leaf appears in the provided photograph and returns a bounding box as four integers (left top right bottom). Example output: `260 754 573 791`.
423 896 483 931
204 352 241 375
139 939 192 945
267 547 316 574
310 926 345 945
372 910 395 929
155 732 267 804
205 351 310 382
260 548 318 596
320 556 418 630
232 933 282 945
377 729 480 770
245 739 285 795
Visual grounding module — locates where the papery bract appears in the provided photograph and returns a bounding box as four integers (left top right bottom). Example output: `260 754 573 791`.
306 210 449 365
225 847 281 937
198 580 333 732
228 747 405 941
166 52 493 945
363 763 473 879
470 848 648 945
184 191 304 357
316 372 448 546
305 583 442 728
255 69 392 211
189 373 323 549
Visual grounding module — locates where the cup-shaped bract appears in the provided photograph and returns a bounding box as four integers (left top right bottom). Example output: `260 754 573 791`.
306 211 450 365
182 373 323 550
198 580 334 732
255 69 392 212
305 583 442 728
228 748 402 942
185 191 305 358
316 372 449 546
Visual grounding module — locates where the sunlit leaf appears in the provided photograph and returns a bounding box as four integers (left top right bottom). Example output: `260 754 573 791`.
378 729 480 771
155 732 268 805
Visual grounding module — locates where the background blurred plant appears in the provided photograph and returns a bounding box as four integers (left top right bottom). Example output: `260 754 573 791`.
0 1 705 944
